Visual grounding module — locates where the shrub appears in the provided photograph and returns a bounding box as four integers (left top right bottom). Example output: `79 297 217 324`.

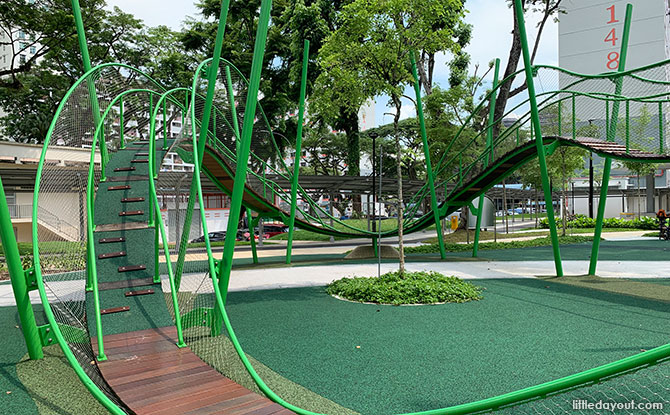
539 214 657 230
405 235 595 254
326 270 483 305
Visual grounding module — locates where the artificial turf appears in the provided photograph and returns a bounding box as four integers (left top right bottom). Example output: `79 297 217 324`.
443 239 670 261
223 280 670 415
0 305 42 415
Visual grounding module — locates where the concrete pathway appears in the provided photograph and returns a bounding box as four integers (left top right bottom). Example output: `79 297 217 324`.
1 229 666 306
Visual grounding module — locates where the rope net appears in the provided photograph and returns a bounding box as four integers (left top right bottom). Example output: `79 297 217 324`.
35 64 167 412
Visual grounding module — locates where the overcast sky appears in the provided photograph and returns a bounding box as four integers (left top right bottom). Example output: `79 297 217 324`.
105 0 558 126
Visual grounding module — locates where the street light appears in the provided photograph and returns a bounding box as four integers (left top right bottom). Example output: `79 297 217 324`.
369 131 379 233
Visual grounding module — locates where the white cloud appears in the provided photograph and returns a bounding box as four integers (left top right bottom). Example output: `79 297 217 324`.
432 0 559 88
105 0 198 30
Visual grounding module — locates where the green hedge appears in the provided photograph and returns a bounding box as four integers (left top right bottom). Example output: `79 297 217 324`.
326 270 483 305
539 214 657 230
405 235 595 254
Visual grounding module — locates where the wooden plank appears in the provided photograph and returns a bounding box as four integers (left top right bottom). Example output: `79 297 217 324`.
95 222 149 232
98 278 157 291
98 251 126 259
100 306 130 315
125 289 154 297
131 159 149 163
99 237 125 244
114 167 136 172
107 175 149 182
135 152 149 156
118 264 147 272
108 185 131 191
121 197 145 203
119 210 144 216
94 326 291 415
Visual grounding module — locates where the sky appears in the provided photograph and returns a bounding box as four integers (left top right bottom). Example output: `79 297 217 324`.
105 0 559 127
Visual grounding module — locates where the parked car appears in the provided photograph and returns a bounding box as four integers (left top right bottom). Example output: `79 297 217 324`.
239 228 270 241
190 231 226 243
190 230 247 243
262 224 289 238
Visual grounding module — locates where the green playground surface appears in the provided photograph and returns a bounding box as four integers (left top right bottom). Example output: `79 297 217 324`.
439 239 670 261
222 278 670 415
2 246 669 413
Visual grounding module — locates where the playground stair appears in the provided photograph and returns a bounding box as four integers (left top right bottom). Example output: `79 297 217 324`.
87 140 291 414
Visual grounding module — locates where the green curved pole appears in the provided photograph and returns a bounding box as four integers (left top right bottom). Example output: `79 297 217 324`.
589 4 633 275
218 0 272 301
410 50 445 259
174 0 231 290
473 58 500 257
286 39 310 264
0 177 43 360
514 0 563 276
71 0 107 179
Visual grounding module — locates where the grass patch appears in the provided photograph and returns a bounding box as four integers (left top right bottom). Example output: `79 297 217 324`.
407 235 596 254
270 219 398 241
642 232 661 238
496 213 547 222
423 227 645 245
326 270 483 305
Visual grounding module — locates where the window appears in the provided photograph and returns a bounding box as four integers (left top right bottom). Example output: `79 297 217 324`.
19 54 26 64
29 46 36 54
172 121 181 127
204 194 223 209
18 30 25 39
20 42 28 50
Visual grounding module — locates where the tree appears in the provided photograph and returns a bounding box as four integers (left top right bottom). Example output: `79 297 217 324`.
519 102 589 233
618 105 660 218
492 0 564 140
0 2 179 143
316 0 468 274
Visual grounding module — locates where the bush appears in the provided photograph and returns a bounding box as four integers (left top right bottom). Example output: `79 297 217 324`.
405 235 595 254
326 270 483 305
539 214 657 230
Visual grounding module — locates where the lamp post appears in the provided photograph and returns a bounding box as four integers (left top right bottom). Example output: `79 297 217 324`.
369 131 379 233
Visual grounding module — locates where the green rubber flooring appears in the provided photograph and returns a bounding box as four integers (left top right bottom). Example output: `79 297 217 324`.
444 239 670 261
93 228 156 282
223 279 670 415
0 305 45 415
86 287 172 337
87 139 174 341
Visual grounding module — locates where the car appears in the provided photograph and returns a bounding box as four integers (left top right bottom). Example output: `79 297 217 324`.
239 228 270 241
262 224 288 238
190 231 226 243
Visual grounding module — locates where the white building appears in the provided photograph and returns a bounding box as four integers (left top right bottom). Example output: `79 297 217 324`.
559 0 670 216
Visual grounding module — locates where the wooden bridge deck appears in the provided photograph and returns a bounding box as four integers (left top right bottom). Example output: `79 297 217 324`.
94 326 293 415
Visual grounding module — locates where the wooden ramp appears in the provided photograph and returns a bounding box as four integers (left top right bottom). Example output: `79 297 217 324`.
94 326 294 415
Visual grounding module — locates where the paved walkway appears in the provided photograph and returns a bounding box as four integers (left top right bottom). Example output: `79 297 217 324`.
2 230 666 306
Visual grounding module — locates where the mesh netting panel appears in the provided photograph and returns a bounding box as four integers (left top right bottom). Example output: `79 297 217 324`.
495 358 670 414
35 64 166 412
421 61 670 221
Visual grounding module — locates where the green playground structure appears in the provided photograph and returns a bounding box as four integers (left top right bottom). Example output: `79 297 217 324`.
2 0 670 413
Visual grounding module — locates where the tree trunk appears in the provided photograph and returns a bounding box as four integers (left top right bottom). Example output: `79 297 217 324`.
492 2 523 141
340 109 361 214
392 96 405 275
503 180 509 233
535 189 539 228
637 173 641 219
